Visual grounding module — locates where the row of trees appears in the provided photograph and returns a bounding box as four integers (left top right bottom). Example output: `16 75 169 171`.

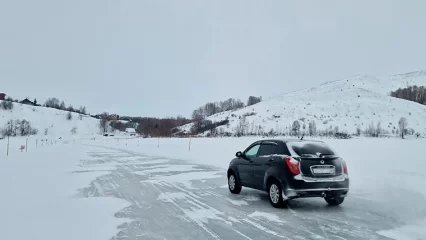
390 85 426 105
192 96 261 119
1 119 38 137
44 97 87 115
217 116 414 139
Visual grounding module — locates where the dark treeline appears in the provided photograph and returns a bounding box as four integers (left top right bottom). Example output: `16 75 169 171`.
192 96 261 119
44 97 87 115
390 85 426 105
101 113 191 137
136 117 191 137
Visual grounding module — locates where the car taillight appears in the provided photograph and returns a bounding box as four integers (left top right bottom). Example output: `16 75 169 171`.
285 157 300 175
342 159 348 175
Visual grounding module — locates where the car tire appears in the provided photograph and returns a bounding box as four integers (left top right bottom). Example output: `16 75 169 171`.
325 196 345 206
267 180 287 208
228 172 242 194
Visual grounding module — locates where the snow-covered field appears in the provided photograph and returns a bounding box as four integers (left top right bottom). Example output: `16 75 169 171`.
2 135 425 239
179 71 426 136
85 136 426 239
0 141 129 240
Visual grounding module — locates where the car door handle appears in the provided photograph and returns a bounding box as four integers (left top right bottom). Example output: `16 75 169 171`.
268 159 274 163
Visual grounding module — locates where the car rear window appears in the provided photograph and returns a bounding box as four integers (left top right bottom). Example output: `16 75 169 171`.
287 141 337 158
258 144 277 156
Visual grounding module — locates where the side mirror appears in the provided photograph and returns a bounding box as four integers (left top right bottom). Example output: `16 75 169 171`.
236 151 243 158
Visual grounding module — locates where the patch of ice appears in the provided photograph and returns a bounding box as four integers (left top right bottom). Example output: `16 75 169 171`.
183 207 224 224
248 211 285 224
226 199 249 206
158 192 187 203
145 171 223 189
244 196 261 202
242 218 288 239
228 216 240 223
377 219 426 240
139 159 170 165
135 165 198 175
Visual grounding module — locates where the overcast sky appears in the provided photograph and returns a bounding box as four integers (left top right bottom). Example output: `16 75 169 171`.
1 0 425 117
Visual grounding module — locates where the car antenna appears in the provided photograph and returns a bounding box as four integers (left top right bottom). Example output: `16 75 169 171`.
300 133 305 140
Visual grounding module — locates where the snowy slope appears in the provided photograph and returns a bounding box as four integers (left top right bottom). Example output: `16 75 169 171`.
180 71 426 135
0 102 101 138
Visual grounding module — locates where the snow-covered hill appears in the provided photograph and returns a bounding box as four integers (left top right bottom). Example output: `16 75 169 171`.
180 71 426 136
0 102 101 138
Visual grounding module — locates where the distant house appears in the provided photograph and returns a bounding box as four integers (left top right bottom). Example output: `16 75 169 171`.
125 128 137 136
20 98 35 106
0 93 5 100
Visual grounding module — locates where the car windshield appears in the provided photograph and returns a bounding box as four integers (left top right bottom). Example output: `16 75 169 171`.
287 141 338 158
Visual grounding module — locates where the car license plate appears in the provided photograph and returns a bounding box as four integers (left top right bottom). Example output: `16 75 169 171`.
312 167 335 174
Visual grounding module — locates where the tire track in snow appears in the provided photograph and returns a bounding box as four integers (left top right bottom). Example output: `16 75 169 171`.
79 145 401 240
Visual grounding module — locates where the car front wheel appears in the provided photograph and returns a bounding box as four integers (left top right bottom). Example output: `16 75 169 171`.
268 180 287 208
325 196 345 206
228 173 242 194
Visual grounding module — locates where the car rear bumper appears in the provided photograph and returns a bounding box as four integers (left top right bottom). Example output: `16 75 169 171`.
283 174 349 199
285 188 349 199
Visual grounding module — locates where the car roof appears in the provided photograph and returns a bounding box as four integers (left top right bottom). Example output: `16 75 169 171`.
265 138 325 144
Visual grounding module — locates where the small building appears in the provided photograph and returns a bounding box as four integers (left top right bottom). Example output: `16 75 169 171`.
21 98 35 106
125 128 137 136
0 93 5 100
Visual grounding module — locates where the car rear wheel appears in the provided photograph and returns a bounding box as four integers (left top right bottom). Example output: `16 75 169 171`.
325 196 345 206
228 173 241 194
268 180 287 208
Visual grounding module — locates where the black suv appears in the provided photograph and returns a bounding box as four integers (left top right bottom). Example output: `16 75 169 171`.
227 139 349 208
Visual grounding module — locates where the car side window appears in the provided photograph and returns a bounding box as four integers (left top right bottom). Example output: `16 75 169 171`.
258 144 277 156
245 144 260 158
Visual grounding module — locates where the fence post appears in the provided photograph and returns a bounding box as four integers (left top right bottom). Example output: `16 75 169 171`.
157 138 159 148
7 135 10 156
36 139 38 148
26 138 28 152
189 138 191 152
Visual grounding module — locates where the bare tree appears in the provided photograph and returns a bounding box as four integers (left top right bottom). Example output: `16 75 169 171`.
356 125 361 136
44 97 60 108
60 101 66 110
235 116 249 136
247 96 262 106
99 112 111 133
292 121 301 137
334 126 339 134
44 128 49 136
398 117 408 139
70 127 77 135
66 111 72 120
79 106 87 114
308 121 317 136
376 121 382 137
1 100 13 110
